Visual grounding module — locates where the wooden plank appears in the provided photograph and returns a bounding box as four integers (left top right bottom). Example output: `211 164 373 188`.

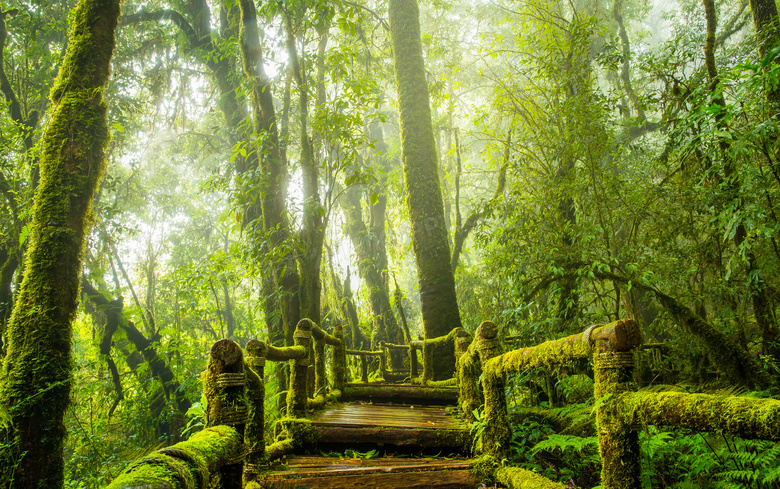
280 456 470 468
309 403 466 430
256 468 477 488
311 425 468 448
265 461 474 478
343 384 458 404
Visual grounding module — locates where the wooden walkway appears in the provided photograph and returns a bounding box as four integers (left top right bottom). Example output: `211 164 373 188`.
258 402 478 488
257 455 477 488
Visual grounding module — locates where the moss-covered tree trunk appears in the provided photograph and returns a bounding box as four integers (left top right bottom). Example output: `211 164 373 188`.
284 16 325 328
0 0 120 486
704 0 779 365
389 0 462 380
340 153 405 358
748 0 780 108
237 0 300 345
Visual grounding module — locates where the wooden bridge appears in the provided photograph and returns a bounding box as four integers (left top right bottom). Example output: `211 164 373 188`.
106 318 780 489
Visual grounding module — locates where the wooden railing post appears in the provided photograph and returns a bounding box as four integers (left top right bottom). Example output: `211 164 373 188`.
380 348 388 380
360 354 369 383
455 329 471 360
477 321 510 459
593 319 641 489
332 324 347 394
457 325 482 423
410 344 419 379
313 329 326 395
204 339 248 489
244 339 266 481
287 320 312 418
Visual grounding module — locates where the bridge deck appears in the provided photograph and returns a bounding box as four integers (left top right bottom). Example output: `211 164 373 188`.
309 402 464 430
302 402 469 448
257 454 479 488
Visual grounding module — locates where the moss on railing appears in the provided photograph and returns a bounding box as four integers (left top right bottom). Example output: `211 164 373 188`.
495 466 568 489
483 319 641 379
287 320 312 418
423 326 465 382
332 323 347 394
594 348 640 489
203 339 249 487
106 426 243 489
472 455 566 489
618 391 780 440
244 339 265 481
457 321 492 423
476 321 510 459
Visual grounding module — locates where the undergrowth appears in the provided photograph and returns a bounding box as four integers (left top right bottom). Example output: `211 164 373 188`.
490 374 780 489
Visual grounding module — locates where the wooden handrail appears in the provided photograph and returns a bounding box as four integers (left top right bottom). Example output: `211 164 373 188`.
346 349 384 355
109 316 780 489
105 426 244 488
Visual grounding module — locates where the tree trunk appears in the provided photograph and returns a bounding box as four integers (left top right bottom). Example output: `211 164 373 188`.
0 0 120 487
237 0 300 345
81 278 191 434
341 185 404 364
748 0 780 107
705 0 778 364
285 16 325 328
389 0 462 379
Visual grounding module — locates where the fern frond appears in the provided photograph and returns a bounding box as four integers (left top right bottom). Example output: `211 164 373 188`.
531 434 597 455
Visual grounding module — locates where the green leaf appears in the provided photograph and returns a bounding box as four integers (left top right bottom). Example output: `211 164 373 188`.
19 222 32 247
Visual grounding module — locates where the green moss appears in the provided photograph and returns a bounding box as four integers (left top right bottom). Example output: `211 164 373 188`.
244 343 266 472
470 455 500 486
331 324 347 395
276 417 319 448
594 351 640 489
286 321 312 417
425 377 457 387
0 0 121 487
422 327 463 382
618 391 780 440
481 366 510 459
106 426 243 489
307 394 328 411
471 455 566 488
476 322 510 459
495 466 567 489
483 319 641 380
202 340 247 428
264 438 294 462
457 341 482 422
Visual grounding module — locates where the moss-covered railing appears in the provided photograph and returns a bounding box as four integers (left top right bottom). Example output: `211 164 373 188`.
108 318 346 488
343 327 471 385
459 319 644 488
460 318 780 489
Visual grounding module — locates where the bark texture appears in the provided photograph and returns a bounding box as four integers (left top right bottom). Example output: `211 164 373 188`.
237 0 300 345
388 0 462 379
0 0 120 487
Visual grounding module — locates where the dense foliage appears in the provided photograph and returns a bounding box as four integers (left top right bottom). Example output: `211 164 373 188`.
0 0 778 487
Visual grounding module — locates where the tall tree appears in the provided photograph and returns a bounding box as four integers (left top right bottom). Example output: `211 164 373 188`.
237 0 300 345
0 0 120 486
389 0 462 379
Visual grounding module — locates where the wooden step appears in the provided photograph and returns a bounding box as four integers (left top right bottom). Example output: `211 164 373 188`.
306 403 470 449
256 455 479 488
343 383 458 404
